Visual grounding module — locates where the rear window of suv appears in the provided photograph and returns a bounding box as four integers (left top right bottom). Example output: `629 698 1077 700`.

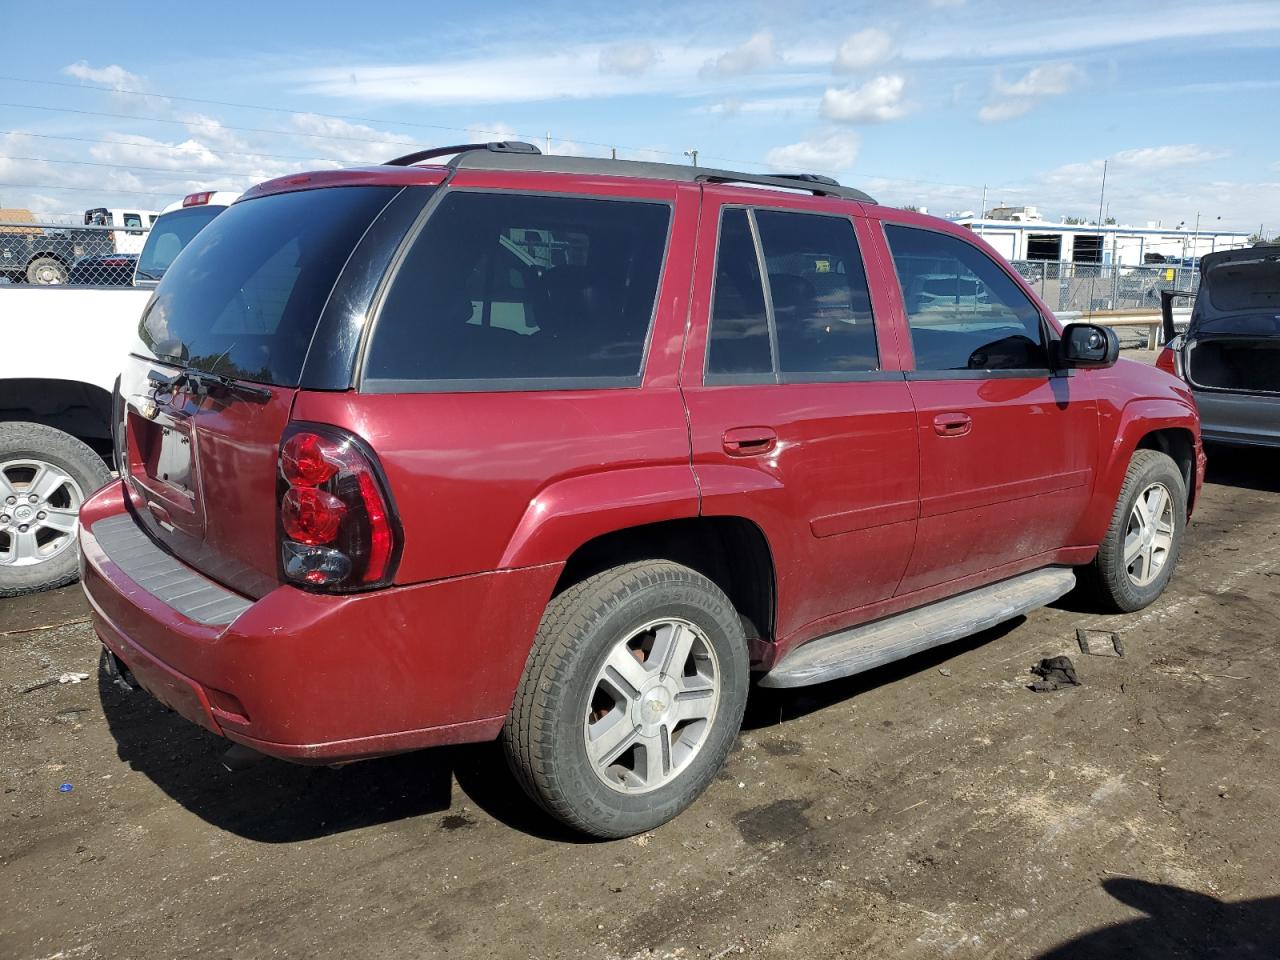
362 191 671 391
138 186 399 385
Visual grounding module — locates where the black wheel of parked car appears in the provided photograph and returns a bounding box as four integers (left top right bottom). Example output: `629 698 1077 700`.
26 255 67 285
1082 449 1187 612
0 422 111 597
503 560 750 838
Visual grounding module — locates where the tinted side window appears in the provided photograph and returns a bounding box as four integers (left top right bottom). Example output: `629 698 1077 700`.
885 225 1048 371
755 210 877 375
707 209 772 378
366 192 670 386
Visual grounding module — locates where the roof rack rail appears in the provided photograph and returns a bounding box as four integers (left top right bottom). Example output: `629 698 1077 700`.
385 140 541 167
385 143 876 204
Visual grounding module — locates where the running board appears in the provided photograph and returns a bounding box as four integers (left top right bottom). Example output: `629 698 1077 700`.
759 567 1077 689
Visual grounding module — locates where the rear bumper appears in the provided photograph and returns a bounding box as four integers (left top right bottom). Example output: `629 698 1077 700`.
1193 389 1280 448
79 481 562 763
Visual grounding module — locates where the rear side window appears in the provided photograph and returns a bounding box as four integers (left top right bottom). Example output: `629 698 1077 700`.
707 207 877 381
364 191 671 389
139 186 398 384
884 225 1048 372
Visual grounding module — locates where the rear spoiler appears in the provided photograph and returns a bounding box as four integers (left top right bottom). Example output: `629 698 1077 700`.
1160 289 1196 343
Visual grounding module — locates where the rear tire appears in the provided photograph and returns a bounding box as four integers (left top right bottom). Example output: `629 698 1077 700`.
1081 449 1186 612
0 422 111 597
26 256 67 285
503 560 749 839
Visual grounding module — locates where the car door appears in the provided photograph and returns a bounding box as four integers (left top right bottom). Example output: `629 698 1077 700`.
682 190 919 642
876 220 1099 596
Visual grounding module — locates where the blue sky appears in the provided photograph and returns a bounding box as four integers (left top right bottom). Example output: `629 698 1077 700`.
1 0 1277 234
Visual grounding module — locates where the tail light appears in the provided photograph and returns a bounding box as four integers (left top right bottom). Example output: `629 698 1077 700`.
1156 335 1184 378
277 424 400 591
183 191 214 207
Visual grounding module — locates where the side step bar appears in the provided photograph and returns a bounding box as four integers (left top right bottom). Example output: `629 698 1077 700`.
759 567 1077 689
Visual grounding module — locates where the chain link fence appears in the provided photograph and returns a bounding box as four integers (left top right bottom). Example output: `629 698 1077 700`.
1008 260 1201 315
0 222 150 286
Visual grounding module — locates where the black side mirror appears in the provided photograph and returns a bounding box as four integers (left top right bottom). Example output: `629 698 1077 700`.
1159 289 1195 344
1061 322 1119 368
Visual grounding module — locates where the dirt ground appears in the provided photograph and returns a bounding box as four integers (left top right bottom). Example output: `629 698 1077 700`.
3 444 1279 960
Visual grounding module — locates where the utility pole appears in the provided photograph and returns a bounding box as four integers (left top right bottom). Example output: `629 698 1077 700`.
977 185 986 238
684 149 698 167
545 131 552 155
1085 160 1108 315
1192 211 1200 263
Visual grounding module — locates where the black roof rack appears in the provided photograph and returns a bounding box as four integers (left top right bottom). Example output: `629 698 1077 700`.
381 141 876 204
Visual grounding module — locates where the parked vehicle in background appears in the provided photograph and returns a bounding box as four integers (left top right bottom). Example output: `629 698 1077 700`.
133 191 240 288
68 253 139 286
0 206 113 285
1159 244 1280 447
0 190 235 596
79 144 1203 837
83 207 159 255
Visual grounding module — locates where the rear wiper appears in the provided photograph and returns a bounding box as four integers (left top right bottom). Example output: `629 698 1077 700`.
134 270 162 281
148 367 272 403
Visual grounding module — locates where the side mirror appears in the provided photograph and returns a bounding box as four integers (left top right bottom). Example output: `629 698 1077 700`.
1159 289 1195 344
1061 322 1119 368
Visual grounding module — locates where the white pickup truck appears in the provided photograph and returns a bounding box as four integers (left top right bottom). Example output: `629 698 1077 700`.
0 190 239 595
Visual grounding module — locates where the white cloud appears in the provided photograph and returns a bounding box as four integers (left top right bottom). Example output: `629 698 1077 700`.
62 61 144 91
765 131 860 174
700 31 777 77
992 62 1082 98
979 62 1080 122
821 75 909 123
599 41 658 76
926 0 965 7
288 113 409 164
706 96 816 117
466 121 519 143
1112 144 1228 169
977 99 1035 123
834 28 895 73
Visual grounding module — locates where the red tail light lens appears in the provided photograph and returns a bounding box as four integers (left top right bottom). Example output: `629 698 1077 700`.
281 487 347 544
1156 335 1184 378
277 425 400 591
183 191 214 207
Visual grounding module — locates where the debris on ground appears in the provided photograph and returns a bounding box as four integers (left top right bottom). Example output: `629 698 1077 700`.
1077 629 1125 658
1029 656 1081 692
938 668 953 677
21 671 91 694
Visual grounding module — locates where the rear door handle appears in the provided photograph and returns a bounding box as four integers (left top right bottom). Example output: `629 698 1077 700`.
722 426 778 456
932 412 973 437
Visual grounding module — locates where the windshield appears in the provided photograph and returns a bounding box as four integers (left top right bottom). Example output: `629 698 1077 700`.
135 205 225 282
138 186 399 385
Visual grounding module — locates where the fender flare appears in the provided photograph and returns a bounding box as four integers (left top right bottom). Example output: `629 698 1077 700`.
1083 395 1200 544
499 464 700 570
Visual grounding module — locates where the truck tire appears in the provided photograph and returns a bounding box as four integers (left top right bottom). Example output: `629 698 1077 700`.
503 560 749 838
26 256 67 285
0 422 111 597
1081 449 1186 613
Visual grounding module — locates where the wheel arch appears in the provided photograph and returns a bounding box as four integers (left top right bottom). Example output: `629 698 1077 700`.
552 516 778 666
0 378 114 448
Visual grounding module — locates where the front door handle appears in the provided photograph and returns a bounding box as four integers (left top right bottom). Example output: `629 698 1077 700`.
933 412 973 437
723 426 778 457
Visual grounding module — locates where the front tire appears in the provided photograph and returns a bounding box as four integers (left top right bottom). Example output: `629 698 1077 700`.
1083 449 1186 612
503 561 749 839
0 422 111 597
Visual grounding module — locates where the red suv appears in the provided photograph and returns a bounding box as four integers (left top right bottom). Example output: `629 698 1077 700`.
80 142 1204 837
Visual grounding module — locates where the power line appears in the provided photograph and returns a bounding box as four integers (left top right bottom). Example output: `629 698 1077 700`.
0 129 350 165
0 153 318 181
0 181 193 198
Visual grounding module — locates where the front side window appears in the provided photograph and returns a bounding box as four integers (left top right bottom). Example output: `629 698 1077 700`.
884 224 1048 372
364 191 670 387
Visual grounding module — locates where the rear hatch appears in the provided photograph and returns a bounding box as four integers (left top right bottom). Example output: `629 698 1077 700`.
1185 246 1280 394
119 184 403 598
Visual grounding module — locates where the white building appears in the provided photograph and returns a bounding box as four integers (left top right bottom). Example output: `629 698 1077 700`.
948 207 1252 266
